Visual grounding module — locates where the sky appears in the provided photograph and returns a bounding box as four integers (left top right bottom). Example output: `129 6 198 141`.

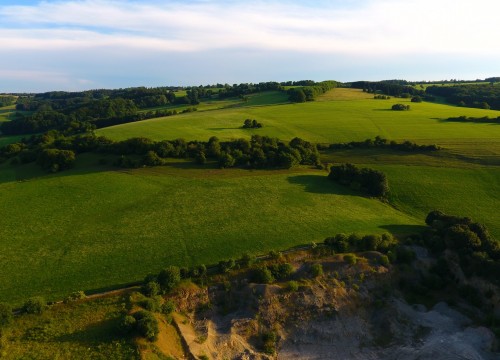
0 0 499 92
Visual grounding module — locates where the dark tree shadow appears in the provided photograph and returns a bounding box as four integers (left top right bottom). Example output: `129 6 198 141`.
53 317 125 345
379 224 427 235
287 174 354 195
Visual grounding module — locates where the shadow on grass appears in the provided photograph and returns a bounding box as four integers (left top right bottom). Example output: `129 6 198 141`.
379 224 427 236
207 127 241 131
53 317 125 344
287 174 354 195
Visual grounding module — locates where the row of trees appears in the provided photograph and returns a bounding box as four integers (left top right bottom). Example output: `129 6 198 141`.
328 163 389 197
425 83 500 110
445 116 500 124
326 136 440 152
0 95 16 107
1 133 321 172
288 81 338 102
350 80 424 97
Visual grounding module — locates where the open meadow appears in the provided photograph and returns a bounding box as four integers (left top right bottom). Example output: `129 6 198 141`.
1 88 499 305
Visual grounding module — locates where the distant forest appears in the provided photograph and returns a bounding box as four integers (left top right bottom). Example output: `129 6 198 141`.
1 80 337 136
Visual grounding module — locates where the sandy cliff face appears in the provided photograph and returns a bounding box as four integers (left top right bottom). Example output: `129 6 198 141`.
167 254 498 360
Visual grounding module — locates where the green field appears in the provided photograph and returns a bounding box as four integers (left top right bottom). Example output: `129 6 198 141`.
1 88 499 305
0 157 419 305
97 90 500 156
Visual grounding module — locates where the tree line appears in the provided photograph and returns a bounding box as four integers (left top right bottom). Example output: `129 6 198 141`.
328 163 389 197
324 136 440 152
445 116 500 124
288 81 338 102
425 83 500 110
0 133 321 172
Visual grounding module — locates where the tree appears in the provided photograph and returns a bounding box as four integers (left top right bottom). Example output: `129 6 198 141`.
289 88 306 103
23 296 47 314
37 149 76 172
218 152 235 168
157 266 181 293
411 96 422 103
133 310 159 341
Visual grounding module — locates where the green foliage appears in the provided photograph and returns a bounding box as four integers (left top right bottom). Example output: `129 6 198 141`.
119 314 137 334
23 297 47 315
37 149 75 172
392 103 410 111
411 96 422 103
157 266 181 293
269 263 294 280
253 267 275 284
0 302 13 326
310 263 323 277
287 281 299 292
262 331 278 355
379 255 390 267
63 291 86 303
161 300 175 315
142 281 161 297
133 310 160 341
344 254 357 265
140 297 161 312
328 163 389 197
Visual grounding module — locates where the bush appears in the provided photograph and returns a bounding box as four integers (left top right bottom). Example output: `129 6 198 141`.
0 303 13 326
23 297 47 314
262 331 278 355
157 266 181 293
269 263 294 280
253 267 275 284
161 300 176 315
142 281 161 297
119 315 137 334
63 291 86 303
411 96 422 103
310 263 323 277
133 310 159 341
379 255 390 267
391 104 410 111
287 281 299 292
140 297 161 312
344 254 357 265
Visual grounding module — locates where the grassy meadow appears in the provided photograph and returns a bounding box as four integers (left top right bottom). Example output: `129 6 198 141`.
0 88 499 305
0 156 418 305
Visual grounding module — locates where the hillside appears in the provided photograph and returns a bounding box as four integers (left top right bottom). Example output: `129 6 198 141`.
0 88 499 307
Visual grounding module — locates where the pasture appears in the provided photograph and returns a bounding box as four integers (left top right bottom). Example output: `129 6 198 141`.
0 157 419 304
1 88 499 305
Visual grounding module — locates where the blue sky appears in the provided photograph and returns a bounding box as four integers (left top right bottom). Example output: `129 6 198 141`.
0 0 499 92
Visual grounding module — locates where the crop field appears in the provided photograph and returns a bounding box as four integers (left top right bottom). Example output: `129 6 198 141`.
1 88 499 305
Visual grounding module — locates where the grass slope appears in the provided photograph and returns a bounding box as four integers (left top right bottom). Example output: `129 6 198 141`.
0 159 418 304
97 90 500 157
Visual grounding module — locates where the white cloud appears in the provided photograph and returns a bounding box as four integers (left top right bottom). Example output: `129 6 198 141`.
0 0 499 55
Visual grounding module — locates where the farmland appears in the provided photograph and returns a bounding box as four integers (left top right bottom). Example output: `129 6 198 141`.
0 88 499 305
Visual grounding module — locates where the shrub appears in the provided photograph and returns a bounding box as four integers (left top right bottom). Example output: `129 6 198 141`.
157 266 181 293
161 300 176 315
379 255 390 267
411 96 422 103
133 310 159 341
63 291 86 303
269 263 294 280
253 267 275 284
0 303 13 326
344 254 357 265
310 263 323 277
23 297 47 314
140 297 161 312
142 281 161 297
287 281 299 292
119 315 137 334
391 104 410 111
262 331 277 355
